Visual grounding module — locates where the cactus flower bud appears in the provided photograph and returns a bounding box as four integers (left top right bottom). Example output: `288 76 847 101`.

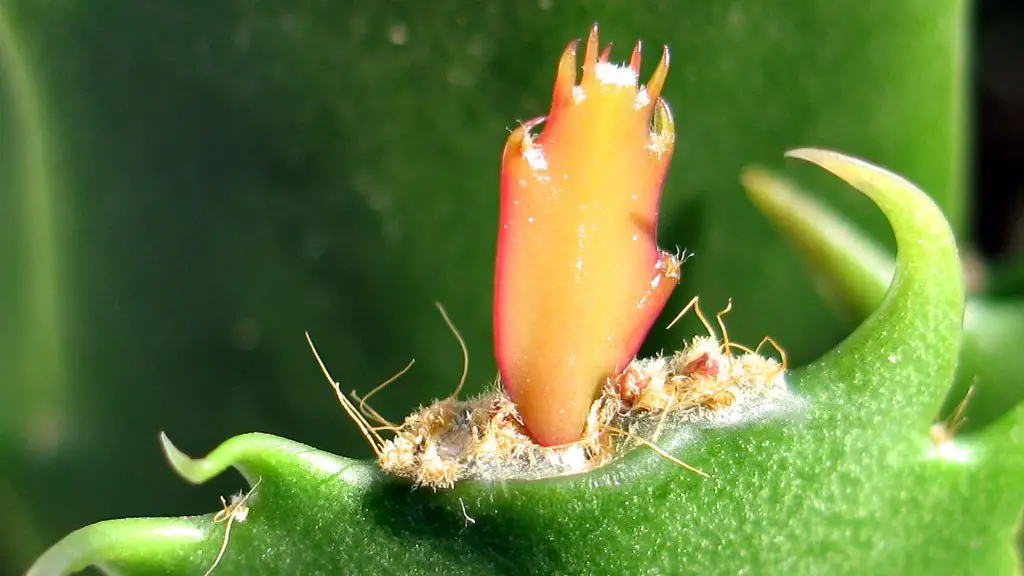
494 25 680 446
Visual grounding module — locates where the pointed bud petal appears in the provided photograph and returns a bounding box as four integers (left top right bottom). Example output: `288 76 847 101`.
583 23 599 73
646 46 670 104
629 40 643 75
553 40 579 106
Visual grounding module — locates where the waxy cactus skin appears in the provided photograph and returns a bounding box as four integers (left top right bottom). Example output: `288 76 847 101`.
494 26 680 446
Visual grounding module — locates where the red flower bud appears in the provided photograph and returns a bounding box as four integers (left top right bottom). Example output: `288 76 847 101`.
494 25 680 446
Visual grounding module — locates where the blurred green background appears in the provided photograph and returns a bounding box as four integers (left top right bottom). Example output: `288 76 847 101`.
6 0 1022 573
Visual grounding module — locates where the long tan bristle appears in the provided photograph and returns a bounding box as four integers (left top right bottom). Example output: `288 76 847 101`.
607 426 710 478
350 391 400 429
716 299 734 356
305 332 383 457
667 295 717 340
356 358 415 427
435 302 470 400
726 342 756 355
651 396 674 443
203 478 262 576
946 383 976 437
754 336 788 372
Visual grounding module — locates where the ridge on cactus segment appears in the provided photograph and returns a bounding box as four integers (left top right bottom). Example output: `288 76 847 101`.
494 24 682 446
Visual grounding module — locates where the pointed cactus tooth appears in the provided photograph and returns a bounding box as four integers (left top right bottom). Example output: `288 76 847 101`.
494 25 680 447
629 40 643 75
599 42 614 63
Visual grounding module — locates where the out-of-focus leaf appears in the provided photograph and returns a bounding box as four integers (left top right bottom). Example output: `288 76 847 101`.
0 2 66 455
